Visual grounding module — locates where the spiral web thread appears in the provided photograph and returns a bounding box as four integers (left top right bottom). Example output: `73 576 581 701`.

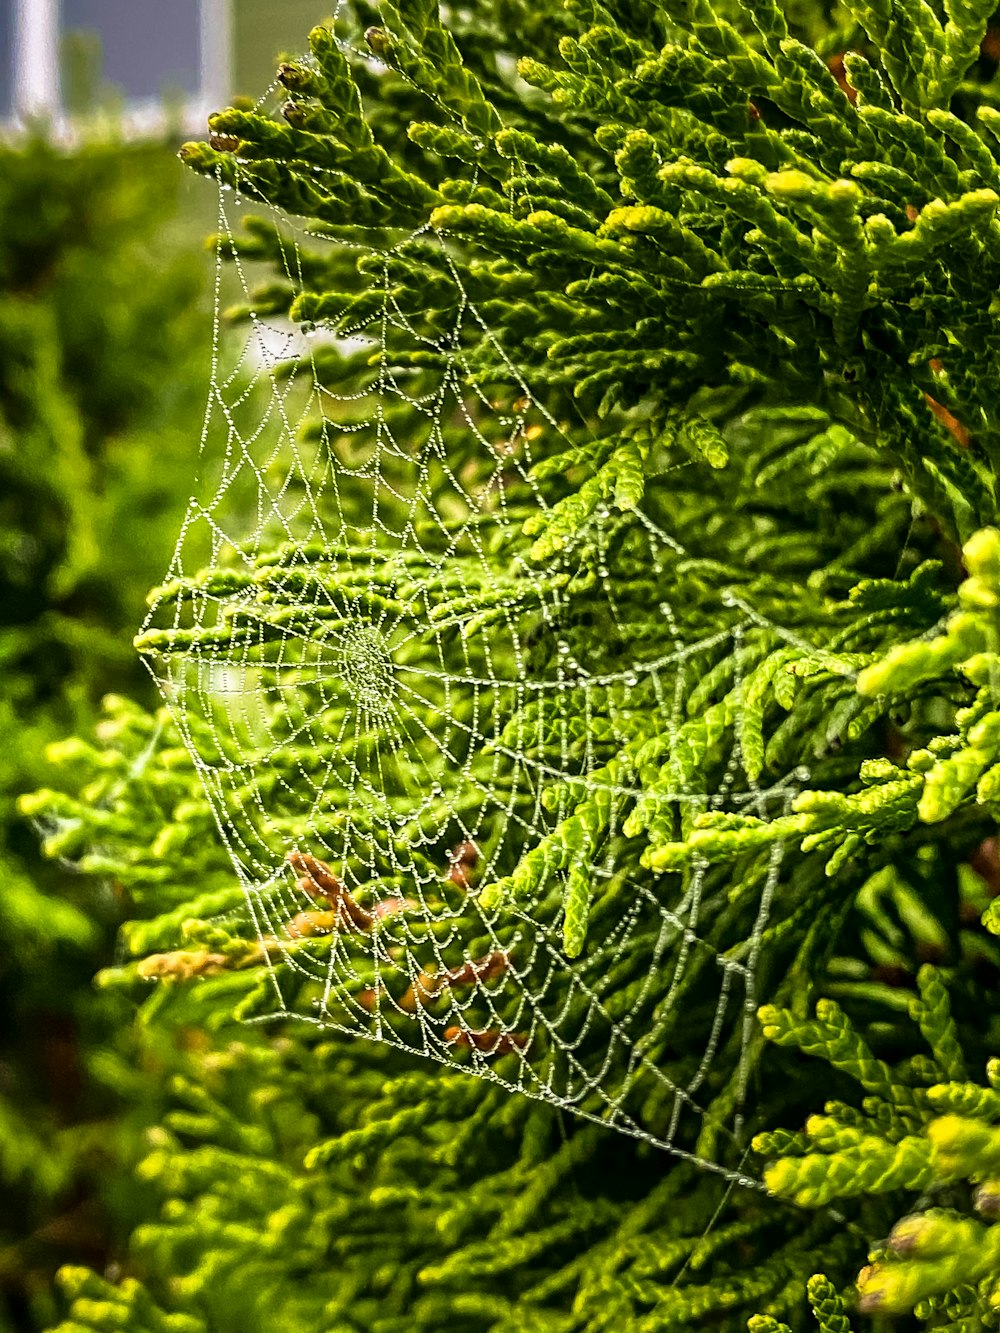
137 147 808 1184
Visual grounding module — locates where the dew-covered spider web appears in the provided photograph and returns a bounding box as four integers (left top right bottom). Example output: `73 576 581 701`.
137 144 812 1183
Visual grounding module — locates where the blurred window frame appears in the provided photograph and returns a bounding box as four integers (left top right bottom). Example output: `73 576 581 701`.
5 0 230 132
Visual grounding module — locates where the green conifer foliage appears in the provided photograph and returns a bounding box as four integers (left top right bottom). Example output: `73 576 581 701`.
25 0 1000 1329
755 969 1000 1325
0 131 215 1330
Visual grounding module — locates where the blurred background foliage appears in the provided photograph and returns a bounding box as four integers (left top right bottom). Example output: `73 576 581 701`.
0 128 217 1330
0 10 349 1323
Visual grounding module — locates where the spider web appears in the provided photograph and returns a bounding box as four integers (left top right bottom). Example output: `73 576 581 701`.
137 143 807 1183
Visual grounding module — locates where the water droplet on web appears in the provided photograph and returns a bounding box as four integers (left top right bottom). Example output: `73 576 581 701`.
597 565 609 578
